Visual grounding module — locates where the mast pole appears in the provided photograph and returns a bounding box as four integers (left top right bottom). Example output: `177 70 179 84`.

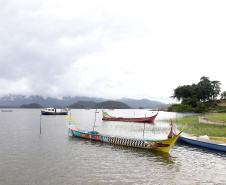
40 114 41 134
93 109 97 131
143 122 145 138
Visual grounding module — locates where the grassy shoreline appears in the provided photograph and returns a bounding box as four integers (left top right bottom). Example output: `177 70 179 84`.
204 113 226 122
166 113 226 137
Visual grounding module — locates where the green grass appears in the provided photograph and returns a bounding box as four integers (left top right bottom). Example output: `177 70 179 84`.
166 114 226 137
204 113 226 122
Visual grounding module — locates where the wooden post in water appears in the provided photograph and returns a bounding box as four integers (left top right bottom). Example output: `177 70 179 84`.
40 114 41 134
93 109 97 131
143 123 145 138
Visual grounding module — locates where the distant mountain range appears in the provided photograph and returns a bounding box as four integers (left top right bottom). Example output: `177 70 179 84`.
0 95 171 109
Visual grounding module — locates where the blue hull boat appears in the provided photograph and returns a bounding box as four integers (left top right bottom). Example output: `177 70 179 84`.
179 133 226 152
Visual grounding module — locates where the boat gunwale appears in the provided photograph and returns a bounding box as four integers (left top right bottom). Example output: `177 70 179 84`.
102 111 159 119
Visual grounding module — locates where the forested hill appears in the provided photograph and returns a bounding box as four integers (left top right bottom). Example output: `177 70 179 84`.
68 101 97 109
92 101 131 109
20 103 43 108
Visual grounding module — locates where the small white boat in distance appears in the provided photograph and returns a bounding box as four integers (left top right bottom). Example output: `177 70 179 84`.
41 107 69 115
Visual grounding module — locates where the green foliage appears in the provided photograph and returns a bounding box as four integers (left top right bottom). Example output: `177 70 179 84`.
194 102 207 113
210 106 226 113
168 104 194 112
68 101 97 109
69 103 86 109
211 80 221 101
170 76 222 113
221 91 226 100
168 102 209 113
197 76 212 102
20 103 43 108
171 76 221 103
93 101 131 109
171 85 193 101
182 97 197 107
68 100 131 109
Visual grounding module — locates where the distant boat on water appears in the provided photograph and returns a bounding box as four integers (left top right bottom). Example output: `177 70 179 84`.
41 107 69 115
1 110 13 112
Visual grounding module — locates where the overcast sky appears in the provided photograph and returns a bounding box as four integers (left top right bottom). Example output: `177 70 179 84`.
0 0 225 103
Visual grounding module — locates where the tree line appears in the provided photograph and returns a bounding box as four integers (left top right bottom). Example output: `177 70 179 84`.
168 76 225 113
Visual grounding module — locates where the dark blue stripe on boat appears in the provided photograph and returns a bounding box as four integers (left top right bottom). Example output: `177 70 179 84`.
179 136 226 152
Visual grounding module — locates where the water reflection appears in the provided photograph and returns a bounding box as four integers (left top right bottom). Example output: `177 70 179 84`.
68 136 177 165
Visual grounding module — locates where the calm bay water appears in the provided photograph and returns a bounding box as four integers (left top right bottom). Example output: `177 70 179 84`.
0 109 225 185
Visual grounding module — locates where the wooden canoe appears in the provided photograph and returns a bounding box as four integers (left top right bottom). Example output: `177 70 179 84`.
102 111 158 123
66 117 186 153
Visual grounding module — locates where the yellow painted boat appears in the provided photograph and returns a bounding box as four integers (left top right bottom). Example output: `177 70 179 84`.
66 117 187 153
209 136 226 142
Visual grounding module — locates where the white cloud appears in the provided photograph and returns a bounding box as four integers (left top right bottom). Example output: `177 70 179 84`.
0 0 226 103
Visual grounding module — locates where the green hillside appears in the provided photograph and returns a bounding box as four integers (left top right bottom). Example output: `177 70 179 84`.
93 101 131 109
20 103 43 108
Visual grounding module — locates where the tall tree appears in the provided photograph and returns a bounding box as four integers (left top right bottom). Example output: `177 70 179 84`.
171 85 193 101
171 76 222 110
211 81 221 101
220 91 226 100
197 76 212 102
